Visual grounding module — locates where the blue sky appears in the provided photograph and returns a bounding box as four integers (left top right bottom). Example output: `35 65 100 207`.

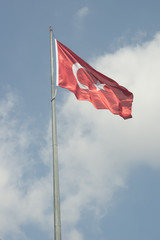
0 0 160 240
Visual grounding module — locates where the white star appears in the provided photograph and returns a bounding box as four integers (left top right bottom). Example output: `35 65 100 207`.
94 80 106 91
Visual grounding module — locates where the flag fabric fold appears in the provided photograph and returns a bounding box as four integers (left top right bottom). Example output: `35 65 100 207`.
55 39 133 119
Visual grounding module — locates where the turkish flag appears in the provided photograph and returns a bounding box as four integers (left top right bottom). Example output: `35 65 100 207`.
55 40 133 119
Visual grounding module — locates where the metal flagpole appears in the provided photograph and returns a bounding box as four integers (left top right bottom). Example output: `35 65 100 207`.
49 26 61 240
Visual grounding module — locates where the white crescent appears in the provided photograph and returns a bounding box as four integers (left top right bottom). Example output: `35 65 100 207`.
72 63 89 90
72 62 106 91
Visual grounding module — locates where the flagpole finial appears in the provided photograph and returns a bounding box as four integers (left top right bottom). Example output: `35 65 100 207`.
49 26 53 31
49 26 56 39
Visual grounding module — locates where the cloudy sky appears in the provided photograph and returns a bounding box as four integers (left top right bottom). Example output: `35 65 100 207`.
0 0 160 239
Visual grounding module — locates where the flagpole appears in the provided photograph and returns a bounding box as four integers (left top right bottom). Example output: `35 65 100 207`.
49 26 61 240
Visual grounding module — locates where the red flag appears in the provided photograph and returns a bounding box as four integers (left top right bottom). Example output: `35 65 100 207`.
55 40 133 119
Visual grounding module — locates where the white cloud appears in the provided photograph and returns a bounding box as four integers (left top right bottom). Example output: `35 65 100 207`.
76 6 89 19
0 92 53 239
73 6 89 31
57 33 160 239
68 229 83 240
